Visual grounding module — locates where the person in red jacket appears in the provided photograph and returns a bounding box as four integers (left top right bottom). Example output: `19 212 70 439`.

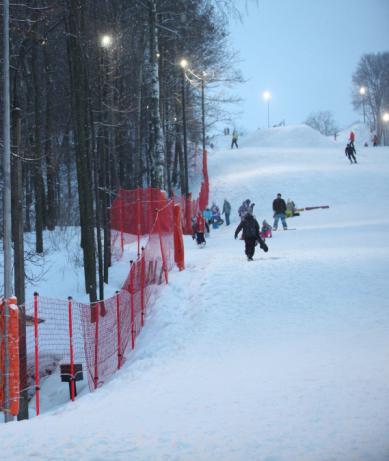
349 130 355 146
192 212 207 247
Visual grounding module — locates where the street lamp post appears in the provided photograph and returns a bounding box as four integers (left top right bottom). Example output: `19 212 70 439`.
201 73 206 155
180 59 189 196
382 112 389 146
263 91 271 128
359 86 366 124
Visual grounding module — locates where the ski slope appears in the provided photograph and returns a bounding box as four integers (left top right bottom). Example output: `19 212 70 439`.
1 126 389 460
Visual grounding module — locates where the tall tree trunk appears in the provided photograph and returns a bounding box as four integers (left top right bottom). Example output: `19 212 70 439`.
31 42 46 253
148 0 165 189
66 0 97 302
43 45 57 230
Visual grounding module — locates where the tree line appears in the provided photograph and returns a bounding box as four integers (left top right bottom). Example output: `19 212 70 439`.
0 0 243 308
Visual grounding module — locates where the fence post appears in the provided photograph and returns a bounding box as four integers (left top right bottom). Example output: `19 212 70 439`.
67 297 75 401
130 262 135 350
115 291 122 369
93 302 99 389
174 204 185 271
141 247 145 327
33 292 40 416
157 213 168 284
119 199 124 253
136 187 141 257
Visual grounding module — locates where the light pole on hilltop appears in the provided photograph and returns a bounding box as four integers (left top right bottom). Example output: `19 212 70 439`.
359 86 366 124
263 90 271 128
382 112 389 146
180 58 189 196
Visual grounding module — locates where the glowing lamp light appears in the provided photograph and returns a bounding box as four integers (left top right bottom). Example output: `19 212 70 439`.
263 90 271 101
101 35 113 48
359 86 366 96
180 59 188 69
383 112 389 123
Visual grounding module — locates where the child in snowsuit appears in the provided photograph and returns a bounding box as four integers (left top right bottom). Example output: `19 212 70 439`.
234 214 268 261
211 202 223 227
260 220 272 239
286 199 300 218
192 212 206 247
345 143 357 164
238 199 255 221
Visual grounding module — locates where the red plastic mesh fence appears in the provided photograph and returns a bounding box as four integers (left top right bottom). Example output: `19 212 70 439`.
10 149 208 414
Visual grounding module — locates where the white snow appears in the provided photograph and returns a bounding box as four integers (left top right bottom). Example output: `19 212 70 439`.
1 125 389 460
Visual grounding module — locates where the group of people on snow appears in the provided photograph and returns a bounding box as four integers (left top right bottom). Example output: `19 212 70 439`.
192 193 298 261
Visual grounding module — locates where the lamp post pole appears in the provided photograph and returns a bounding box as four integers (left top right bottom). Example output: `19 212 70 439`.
201 76 206 154
383 112 389 146
180 60 189 196
360 86 366 124
2 0 13 423
263 91 271 128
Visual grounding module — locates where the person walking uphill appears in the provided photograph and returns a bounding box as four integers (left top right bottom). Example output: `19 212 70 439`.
222 199 231 226
272 193 288 230
234 213 268 261
345 142 357 164
231 129 238 149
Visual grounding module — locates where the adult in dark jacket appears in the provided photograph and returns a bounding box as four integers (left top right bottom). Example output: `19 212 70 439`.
345 143 357 164
272 193 288 230
234 214 268 261
222 199 231 226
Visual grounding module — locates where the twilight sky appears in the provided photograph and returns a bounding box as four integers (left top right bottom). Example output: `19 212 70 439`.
228 0 389 132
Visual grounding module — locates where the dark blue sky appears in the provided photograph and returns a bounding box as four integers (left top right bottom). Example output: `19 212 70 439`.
228 0 389 131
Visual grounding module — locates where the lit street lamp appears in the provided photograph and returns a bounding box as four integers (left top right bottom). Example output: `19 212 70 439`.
180 58 189 196
263 91 271 128
101 34 113 48
359 86 366 124
383 112 389 146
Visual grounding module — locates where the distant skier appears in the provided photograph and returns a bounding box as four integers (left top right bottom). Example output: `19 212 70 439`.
192 212 207 247
238 199 255 221
234 213 268 261
231 129 239 149
373 134 378 147
272 193 288 230
345 142 357 164
349 130 355 147
222 199 231 226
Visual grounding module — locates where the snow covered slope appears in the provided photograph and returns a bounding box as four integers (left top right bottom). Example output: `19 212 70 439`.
1 129 389 461
240 124 336 148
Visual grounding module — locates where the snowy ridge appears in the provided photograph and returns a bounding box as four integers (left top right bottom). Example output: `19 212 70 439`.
239 124 336 148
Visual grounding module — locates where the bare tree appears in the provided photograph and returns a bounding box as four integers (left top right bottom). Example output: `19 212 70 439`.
305 111 338 136
352 52 389 142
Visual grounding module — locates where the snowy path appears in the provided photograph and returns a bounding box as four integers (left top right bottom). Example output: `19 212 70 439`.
1 135 389 460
